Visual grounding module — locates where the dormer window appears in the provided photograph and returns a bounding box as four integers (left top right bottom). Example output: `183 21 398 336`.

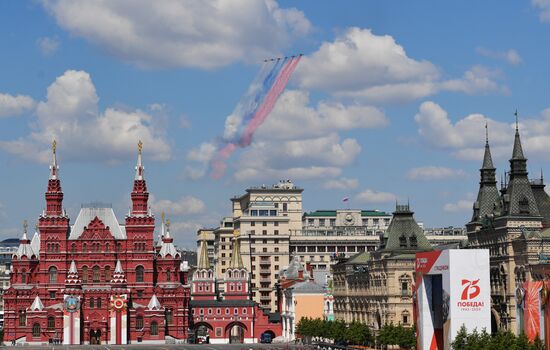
519 197 530 214
399 235 407 248
410 236 417 248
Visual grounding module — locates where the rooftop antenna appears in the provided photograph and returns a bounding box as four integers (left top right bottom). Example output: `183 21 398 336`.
514 109 519 131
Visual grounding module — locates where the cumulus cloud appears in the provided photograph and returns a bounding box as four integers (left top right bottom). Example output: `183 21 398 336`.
476 47 522 65
151 195 206 216
407 166 467 180
256 90 388 139
414 102 550 162
36 36 60 56
443 199 473 213
42 0 311 69
233 133 360 182
533 0 550 22
322 177 359 190
0 93 36 117
296 28 505 104
0 70 170 163
355 189 396 204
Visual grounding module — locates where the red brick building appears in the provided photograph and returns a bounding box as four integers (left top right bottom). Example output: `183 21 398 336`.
190 232 281 343
3 142 190 345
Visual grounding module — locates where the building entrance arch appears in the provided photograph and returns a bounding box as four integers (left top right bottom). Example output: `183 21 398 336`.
89 329 101 345
193 322 213 343
226 321 246 344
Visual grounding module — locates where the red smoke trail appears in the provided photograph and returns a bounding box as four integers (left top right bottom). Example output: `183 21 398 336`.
211 142 237 179
240 55 301 147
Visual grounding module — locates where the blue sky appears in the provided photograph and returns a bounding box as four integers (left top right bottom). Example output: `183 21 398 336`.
2 1 550 248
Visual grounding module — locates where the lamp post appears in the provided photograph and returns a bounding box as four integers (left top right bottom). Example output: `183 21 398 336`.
247 230 253 300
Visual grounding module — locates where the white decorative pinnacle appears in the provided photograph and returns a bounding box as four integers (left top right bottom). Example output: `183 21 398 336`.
147 294 162 310
135 140 144 180
30 295 44 311
49 139 59 180
69 260 77 274
114 260 124 274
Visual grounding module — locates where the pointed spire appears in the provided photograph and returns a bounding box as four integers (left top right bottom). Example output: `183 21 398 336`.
512 110 525 160
482 122 494 169
147 294 162 310
115 259 124 274
197 231 211 269
135 140 144 180
30 295 44 311
164 219 171 240
229 230 244 269
69 260 77 274
20 220 28 241
49 140 59 180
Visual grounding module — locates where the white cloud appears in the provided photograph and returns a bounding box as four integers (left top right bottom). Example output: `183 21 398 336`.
322 177 359 190
0 93 36 117
414 102 550 162
443 199 472 213
187 142 217 163
407 166 467 180
0 70 170 163
42 0 311 69
36 36 60 56
476 47 522 65
296 28 505 104
355 189 396 204
151 195 206 216
533 0 550 22
233 133 360 182
256 90 388 139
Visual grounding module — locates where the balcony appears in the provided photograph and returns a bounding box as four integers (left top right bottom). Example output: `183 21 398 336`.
260 257 271 263
259 268 271 274
260 277 272 283
260 295 272 301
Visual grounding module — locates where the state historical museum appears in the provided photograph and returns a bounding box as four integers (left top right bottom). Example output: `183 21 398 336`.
3 142 190 345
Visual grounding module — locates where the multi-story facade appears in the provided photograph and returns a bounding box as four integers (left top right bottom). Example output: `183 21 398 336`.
423 226 467 247
205 180 303 311
190 231 280 343
3 143 190 345
291 210 391 271
0 238 19 329
332 204 432 329
466 124 550 333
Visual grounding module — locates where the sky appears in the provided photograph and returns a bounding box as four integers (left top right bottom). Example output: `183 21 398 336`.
2 1 550 248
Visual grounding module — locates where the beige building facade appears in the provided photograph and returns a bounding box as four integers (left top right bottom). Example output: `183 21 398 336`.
332 204 432 329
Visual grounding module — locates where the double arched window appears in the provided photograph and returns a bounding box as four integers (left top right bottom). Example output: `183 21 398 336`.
32 323 40 338
81 266 88 283
93 266 100 282
136 266 144 283
150 321 158 336
47 316 55 330
105 266 111 282
49 266 57 284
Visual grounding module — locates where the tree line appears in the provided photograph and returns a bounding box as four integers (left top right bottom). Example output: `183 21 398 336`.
295 317 415 349
451 325 543 350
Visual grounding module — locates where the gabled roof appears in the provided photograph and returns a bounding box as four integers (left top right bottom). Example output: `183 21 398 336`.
30 295 44 311
292 281 324 294
147 294 162 310
344 251 371 265
70 206 126 240
383 204 432 253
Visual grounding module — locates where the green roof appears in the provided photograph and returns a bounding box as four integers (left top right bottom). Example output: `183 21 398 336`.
361 210 391 216
383 204 432 253
344 251 371 265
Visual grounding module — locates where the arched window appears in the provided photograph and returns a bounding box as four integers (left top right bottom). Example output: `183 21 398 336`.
81 266 88 283
93 266 100 282
136 266 144 283
49 266 57 284
166 269 171 282
90 298 94 308
105 243 110 252
71 243 76 253
136 315 144 330
105 266 111 282
97 298 102 308
32 323 40 337
21 270 27 284
82 243 87 252
47 316 55 330
150 321 158 336
409 236 417 248
399 235 407 248
19 310 26 326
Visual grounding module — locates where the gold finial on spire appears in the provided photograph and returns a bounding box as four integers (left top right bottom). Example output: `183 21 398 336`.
161 211 165 224
166 218 170 228
514 109 519 131
233 229 240 238
52 139 57 154
138 140 143 155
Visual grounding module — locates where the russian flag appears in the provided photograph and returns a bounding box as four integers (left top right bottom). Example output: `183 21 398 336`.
342 197 349 202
